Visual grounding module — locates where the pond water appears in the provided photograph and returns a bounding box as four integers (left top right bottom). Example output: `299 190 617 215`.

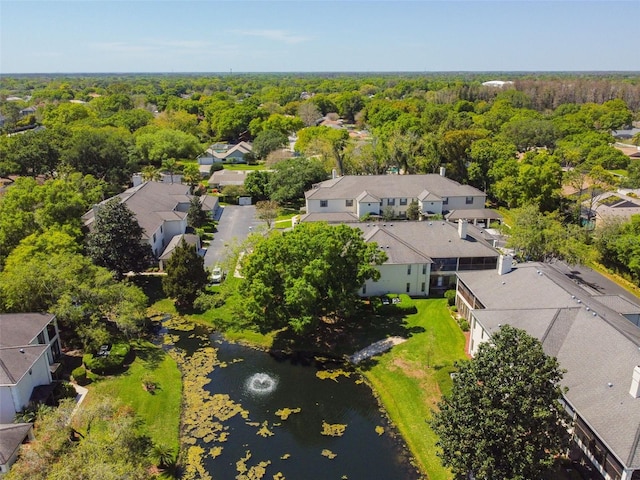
167 322 422 480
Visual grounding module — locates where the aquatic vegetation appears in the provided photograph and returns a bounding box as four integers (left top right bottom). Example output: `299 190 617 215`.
321 421 347 436
210 446 223 459
273 473 285 479
183 445 213 480
375 426 385 436
274 407 301 420
280 454 291 460
316 369 351 382
321 449 337 459
256 421 275 437
164 314 196 331
236 451 272 480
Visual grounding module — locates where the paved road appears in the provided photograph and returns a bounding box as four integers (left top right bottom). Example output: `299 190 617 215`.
552 261 640 305
204 205 261 268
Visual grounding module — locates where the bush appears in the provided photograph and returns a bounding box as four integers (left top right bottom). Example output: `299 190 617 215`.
459 319 470 332
444 289 457 306
72 366 87 384
450 305 458 312
83 343 131 375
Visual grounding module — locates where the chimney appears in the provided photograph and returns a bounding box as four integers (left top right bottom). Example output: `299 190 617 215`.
630 365 640 398
497 254 513 275
458 219 467 239
332 168 337 179
132 173 143 187
439 166 446 177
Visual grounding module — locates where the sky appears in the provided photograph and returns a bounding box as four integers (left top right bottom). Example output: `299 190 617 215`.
1 0 639 74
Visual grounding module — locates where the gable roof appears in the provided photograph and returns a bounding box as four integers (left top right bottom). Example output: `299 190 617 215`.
0 423 32 466
0 345 48 386
82 182 194 240
0 313 55 348
459 263 640 470
354 221 498 264
306 174 485 201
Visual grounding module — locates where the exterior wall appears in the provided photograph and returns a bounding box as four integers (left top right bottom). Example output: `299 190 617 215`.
148 225 165 258
361 263 430 297
445 195 485 211
5 353 52 422
419 199 443 215
357 200 382 217
307 198 353 214
164 219 188 243
0 387 14 423
467 314 485 356
225 151 246 163
379 197 415 218
198 154 215 165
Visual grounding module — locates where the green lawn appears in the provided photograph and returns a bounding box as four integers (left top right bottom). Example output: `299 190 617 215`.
87 340 182 452
223 163 265 171
362 299 468 480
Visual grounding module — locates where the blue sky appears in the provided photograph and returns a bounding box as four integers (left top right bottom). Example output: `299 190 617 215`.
1 1 638 73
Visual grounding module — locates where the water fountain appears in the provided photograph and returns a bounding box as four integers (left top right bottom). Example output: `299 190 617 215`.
245 372 278 395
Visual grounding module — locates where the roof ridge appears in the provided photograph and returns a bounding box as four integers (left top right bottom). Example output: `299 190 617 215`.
370 226 432 262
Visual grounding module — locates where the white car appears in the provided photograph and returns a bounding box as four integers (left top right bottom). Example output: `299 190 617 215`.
211 266 224 283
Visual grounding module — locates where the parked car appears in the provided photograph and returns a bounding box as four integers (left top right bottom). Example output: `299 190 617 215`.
211 266 224 283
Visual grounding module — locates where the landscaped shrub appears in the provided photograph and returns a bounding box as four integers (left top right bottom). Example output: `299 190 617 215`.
444 289 457 306
450 305 458 312
83 343 131 374
72 366 87 384
55 381 78 399
459 319 470 332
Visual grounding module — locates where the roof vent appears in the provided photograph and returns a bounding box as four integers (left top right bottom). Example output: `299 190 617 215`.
592 312 597 316
19 348 25 353
607 382 614 388
586 307 590 311
577 299 582 303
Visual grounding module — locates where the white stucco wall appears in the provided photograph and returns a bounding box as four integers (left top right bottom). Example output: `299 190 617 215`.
307 198 355 214
445 195 485 210
419 199 443 214
3 353 52 422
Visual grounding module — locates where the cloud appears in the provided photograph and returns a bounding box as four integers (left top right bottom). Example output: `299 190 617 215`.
231 29 309 44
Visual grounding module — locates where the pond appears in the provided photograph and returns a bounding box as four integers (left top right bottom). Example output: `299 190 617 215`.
164 319 422 480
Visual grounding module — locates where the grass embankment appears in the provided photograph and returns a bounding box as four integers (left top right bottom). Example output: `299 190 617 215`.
363 299 467 480
87 339 182 453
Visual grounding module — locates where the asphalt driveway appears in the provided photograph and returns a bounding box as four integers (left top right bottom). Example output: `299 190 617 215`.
204 204 261 268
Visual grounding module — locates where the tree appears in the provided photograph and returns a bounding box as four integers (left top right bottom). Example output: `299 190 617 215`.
431 325 570 480
86 198 153 278
406 200 420 221
240 222 387 333
162 239 208 309
252 129 288 159
298 101 322 127
187 196 208 228
255 200 279 228
182 163 202 192
244 170 272 202
269 157 327 205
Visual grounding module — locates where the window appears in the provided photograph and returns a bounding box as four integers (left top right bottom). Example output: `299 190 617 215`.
421 282 426 292
465 196 473 205
153 233 157 243
387 198 395 206
406 283 411 293
320 200 328 208
362 284 366 294
442 197 448 205
345 199 353 207
160 225 163 233
37 332 46 344
400 198 407 206
422 264 427 274
407 265 412 275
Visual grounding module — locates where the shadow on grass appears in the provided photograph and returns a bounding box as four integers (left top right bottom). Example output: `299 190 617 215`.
130 275 165 304
134 342 165 370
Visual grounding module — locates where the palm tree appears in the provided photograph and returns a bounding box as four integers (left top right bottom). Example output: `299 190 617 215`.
141 165 161 182
161 158 179 184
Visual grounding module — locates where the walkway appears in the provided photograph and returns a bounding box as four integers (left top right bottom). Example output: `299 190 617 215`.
349 336 406 364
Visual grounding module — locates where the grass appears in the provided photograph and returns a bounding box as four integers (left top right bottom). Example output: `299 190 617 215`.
223 163 265 171
362 299 468 480
87 339 182 452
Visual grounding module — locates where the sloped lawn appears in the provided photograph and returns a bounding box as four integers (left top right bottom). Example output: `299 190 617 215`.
362 298 467 480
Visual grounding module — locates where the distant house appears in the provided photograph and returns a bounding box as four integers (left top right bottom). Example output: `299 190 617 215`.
303 173 499 226
208 169 252 190
82 181 218 265
455 262 640 480
158 233 201 271
583 189 640 227
198 142 253 165
0 313 62 424
355 220 499 296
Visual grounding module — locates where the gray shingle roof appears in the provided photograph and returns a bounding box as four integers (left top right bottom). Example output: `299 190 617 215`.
0 345 48 386
0 313 55 348
460 262 640 470
355 221 498 264
0 423 32 465
305 174 485 200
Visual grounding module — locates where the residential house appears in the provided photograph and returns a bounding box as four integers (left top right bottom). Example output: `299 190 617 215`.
455 262 640 480
82 181 218 265
158 233 201 271
208 169 252 190
0 313 62 424
198 142 253 165
304 174 499 226
584 189 640 228
356 220 499 297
